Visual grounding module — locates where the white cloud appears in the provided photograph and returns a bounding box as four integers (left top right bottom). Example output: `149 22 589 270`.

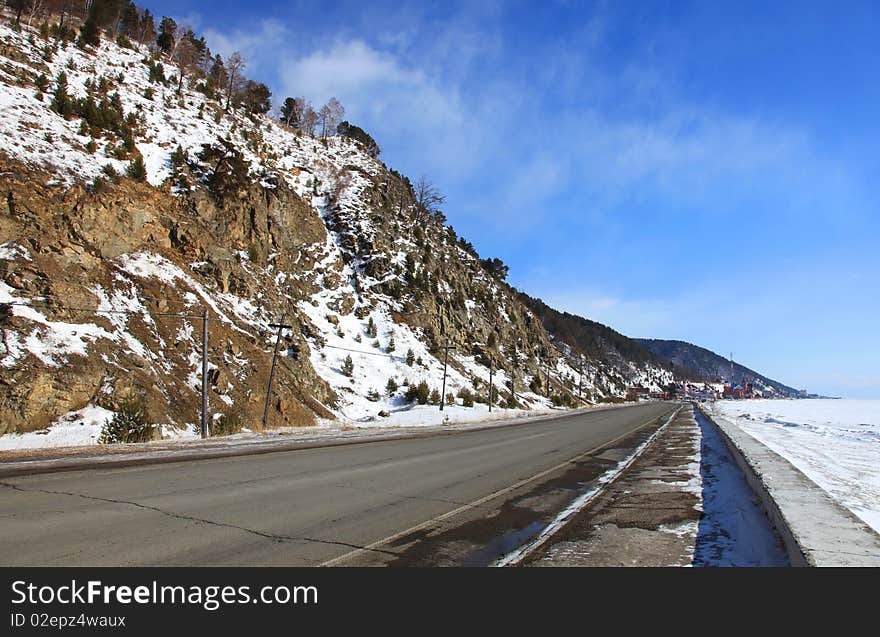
203 19 288 73
278 39 471 176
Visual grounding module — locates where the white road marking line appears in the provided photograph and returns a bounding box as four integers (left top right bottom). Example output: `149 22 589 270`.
319 407 676 566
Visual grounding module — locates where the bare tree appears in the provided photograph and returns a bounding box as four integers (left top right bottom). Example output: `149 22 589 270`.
174 29 199 92
301 102 318 136
318 103 331 138
291 96 307 128
26 0 45 28
319 96 345 138
8 0 32 24
279 96 307 128
45 0 73 27
224 51 245 111
413 175 445 230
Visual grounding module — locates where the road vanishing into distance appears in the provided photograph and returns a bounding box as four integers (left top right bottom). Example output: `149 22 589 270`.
0 403 675 566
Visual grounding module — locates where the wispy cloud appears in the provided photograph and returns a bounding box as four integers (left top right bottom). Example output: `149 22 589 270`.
202 19 288 73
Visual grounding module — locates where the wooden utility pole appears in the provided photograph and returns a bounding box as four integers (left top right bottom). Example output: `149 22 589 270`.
438 310 453 411
488 357 494 413
200 308 209 439
511 345 517 407
439 344 454 410
545 356 550 396
263 315 293 428
579 356 584 401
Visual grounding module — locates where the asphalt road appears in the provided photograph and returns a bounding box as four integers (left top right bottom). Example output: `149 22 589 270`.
0 402 674 566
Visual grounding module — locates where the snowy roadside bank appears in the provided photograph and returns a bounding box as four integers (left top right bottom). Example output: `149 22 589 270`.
708 399 880 534
701 405 880 566
0 401 564 453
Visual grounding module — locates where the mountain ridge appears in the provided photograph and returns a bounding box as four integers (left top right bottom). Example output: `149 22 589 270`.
636 338 798 396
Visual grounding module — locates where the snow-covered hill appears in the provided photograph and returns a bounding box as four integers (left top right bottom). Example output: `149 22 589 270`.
0 13 672 447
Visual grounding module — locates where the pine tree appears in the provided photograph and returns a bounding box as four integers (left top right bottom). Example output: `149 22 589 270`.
171 145 186 168
405 348 415 366
126 155 147 181
280 97 300 128
120 1 139 37
366 317 377 338
50 71 73 119
137 9 156 45
243 80 271 114
386 377 398 395
156 17 177 55
77 14 101 49
342 355 354 377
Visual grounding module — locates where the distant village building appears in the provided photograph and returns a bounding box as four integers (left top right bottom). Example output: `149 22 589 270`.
626 386 651 401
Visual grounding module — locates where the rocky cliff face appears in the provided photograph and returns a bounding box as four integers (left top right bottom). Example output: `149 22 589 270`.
0 155 336 434
0 15 671 439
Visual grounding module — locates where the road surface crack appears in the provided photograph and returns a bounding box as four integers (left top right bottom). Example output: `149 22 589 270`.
0 481 397 558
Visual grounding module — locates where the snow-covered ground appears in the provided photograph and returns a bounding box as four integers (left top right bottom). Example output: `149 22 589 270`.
710 399 880 534
0 399 560 452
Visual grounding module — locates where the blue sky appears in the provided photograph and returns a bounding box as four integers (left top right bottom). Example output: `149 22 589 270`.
143 0 880 397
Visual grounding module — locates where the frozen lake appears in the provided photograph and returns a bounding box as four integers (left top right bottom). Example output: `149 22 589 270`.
710 399 880 534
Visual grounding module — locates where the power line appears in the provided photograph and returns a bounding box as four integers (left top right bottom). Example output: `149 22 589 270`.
323 342 403 360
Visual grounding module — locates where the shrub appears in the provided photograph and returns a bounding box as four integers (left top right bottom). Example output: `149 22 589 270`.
429 388 441 405
457 388 474 407
102 163 119 182
386 335 395 353
367 389 381 402
529 377 543 395
366 317 377 338
213 407 245 436
99 395 156 444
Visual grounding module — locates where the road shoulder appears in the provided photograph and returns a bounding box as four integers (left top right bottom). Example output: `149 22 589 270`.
524 404 789 566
